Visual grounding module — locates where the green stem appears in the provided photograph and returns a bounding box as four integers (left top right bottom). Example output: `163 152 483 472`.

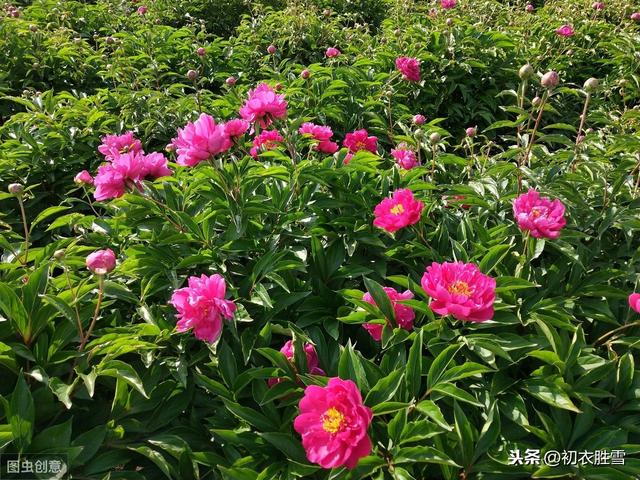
17 195 29 264
79 275 104 353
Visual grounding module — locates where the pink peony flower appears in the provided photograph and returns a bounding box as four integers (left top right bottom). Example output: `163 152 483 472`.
362 287 415 340
299 122 339 154
395 57 421 82
86 248 116 275
629 293 640 314
94 164 126 201
556 24 575 36
171 113 232 167
325 47 341 58
391 145 419 170
239 83 288 128
441 0 456 9
343 129 378 154
592 2 604 10
98 132 142 161
140 152 172 178
343 152 354 165
294 378 372 469
74 170 94 185
413 114 426 125
513 189 566 239
170 274 236 343
225 119 250 138
466 126 477 137
268 340 325 387
373 189 424 233
250 130 284 158
421 261 496 322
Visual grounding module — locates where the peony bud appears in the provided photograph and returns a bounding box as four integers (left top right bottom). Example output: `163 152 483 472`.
519 64 534 80
586 128 594 134
632 12 640 21
225 76 236 85
301 69 310 79
267 44 276 54
187 69 198 81
8 183 24 195
86 248 116 275
106 36 115 44
446 18 453 26
136 6 147 14
541 70 559 90
583 77 599 92
429 132 441 143
592 2 604 10
74 170 94 185
526 3 534 12
32 62 40 69
412 114 426 125
29 24 37 32
196 47 206 57
322 9 331 16
275 82 283 91
466 126 477 137
53 249 66 260
532 96 542 107
576 134 585 144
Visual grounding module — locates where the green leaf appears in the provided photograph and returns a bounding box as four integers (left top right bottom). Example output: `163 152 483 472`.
478 244 511 275
394 446 461 467
406 329 423 399
365 369 404 406
9 373 35 452
427 344 461 388
98 360 148 398
338 341 370 392
522 379 581 413
454 401 475 467
415 400 453 431
363 277 396 323
431 383 483 407
259 432 308 464
0 283 30 338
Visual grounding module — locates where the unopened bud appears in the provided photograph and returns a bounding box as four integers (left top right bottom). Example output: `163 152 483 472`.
8 183 24 195
197 47 206 57
519 64 534 80
466 126 477 137
583 77 599 92
301 69 310 79
267 44 276 54
429 132 441 143
541 70 559 90
532 96 542 107
53 249 66 260
187 69 198 81
225 76 236 86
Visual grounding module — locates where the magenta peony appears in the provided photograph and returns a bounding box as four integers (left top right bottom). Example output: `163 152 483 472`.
556 24 575 36
170 274 237 343
421 261 496 322
171 113 232 167
513 189 566 239
391 145 419 170
325 47 341 58
74 170 94 185
343 129 378 154
98 132 142 161
250 130 284 158
362 287 415 340
86 248 116 275
268 340 325 387
294 378 372 469
441 0 456 9
225 119 250 138
629 293 640 314
239 83 288 128
299 122 339 154
395 57 421 82
373 189 424 233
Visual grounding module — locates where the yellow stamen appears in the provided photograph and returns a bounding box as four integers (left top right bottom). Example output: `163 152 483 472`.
448 280 472 296
390 204 405 215
322 407 345 434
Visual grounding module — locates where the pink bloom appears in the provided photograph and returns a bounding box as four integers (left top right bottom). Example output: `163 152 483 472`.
294 378 372 469
362 287 415 340
631 12 640 21
325 47 341 58
412 114 426 125
239 83 287 128
250 130 283 158
441 0 456 9
391 145 419 170
301 69 311 79
592 2 604 10
197 47 206 57
421 261 496 322
299 123 339 153
466 126 477 137
86 248 116 275
225 119 250 138
267 44 276 54
343 152 354 165
170 274 236 343
525 3 534 12
556 24 575 37
343 129 378 154
172 113 232 167
74 170 94 185
94 164 126 200
268 340 325 387
629 293 640 314
98 132 142 161
513 189 566 239
136 5 147 14
140 152 172 178
373 189 424 233
395 57 421 82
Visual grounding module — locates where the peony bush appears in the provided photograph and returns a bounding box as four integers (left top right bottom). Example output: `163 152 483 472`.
1 0 640 479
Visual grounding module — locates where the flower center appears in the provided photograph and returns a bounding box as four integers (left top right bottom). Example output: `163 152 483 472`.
390 204 405 215
355 141 366 150
531 206 546 218
448 280 472 297
322 407 345 434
